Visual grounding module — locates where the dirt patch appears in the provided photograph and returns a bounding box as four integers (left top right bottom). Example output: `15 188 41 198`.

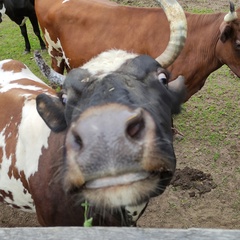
1 0 240 229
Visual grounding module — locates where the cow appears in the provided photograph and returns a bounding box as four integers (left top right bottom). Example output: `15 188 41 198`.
35 0 240 101
0 51 186 226
0 0 186 226
0 0 46 53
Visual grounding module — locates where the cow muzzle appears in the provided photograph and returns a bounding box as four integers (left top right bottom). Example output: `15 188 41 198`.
63 103 176 208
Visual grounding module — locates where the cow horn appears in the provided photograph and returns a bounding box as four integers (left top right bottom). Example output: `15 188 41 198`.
155 0 187 68
34 51 65 85
224 2 238 22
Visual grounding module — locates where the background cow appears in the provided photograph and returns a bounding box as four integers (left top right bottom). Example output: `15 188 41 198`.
35 0 240 101
0 0 46 53
0 49 186 226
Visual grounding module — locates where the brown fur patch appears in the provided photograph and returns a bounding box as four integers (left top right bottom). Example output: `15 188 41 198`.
0 190 14 202
2 60 27 73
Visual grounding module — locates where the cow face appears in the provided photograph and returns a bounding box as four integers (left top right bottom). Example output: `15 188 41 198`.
36 54 185 210
216 7 240 76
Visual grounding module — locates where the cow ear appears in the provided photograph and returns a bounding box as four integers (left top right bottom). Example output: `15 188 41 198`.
36 94 67 132
220 24 233 43
168 76 186 114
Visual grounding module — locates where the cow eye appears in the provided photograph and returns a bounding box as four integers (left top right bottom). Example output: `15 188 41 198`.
158 72 168 85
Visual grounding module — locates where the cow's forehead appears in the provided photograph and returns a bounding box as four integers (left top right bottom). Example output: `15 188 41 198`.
65 50 161 93
64 50 140 93
81 50 138 76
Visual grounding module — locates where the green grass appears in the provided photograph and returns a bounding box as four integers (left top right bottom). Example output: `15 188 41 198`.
186 8 214 14
174 66 240 148
0 15 50 81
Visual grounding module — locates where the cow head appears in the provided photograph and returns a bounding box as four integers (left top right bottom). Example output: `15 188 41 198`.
36 52 185 213
216 2 240 76
0 1 6 23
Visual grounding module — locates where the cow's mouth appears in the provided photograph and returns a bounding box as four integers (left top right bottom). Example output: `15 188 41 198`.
67 169 173 208
85 171 150 189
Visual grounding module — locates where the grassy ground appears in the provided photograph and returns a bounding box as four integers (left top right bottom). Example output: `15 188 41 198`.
0 15 50 81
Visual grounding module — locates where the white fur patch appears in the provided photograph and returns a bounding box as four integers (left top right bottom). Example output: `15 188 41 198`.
0 4 6 16
0 60 53 211
15 98 51 179
0 59 48 93
82 49 138 77
44 29 70 68
0 98 51 212
0 127 35 211
125 201 148 225
19 16 28 27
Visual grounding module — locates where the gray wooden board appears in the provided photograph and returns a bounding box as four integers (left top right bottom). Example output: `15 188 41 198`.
1 227 240 240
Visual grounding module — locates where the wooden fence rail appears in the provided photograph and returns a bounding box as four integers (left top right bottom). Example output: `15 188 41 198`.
1 227 240 240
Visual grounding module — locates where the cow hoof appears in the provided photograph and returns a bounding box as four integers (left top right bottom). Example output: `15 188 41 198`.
23 50 30 55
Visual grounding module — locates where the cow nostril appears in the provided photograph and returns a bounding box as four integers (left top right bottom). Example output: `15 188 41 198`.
126 114 145 140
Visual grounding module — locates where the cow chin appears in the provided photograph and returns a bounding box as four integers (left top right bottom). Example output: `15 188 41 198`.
67 172 169 208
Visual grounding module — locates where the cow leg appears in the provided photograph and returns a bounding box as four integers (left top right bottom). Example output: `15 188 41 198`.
19 24 31 53
28 14 46 50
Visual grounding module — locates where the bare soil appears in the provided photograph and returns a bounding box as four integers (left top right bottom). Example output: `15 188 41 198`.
1 0 240 229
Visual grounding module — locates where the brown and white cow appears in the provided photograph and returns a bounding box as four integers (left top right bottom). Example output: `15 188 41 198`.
0 47 186 226
35 0 240 101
